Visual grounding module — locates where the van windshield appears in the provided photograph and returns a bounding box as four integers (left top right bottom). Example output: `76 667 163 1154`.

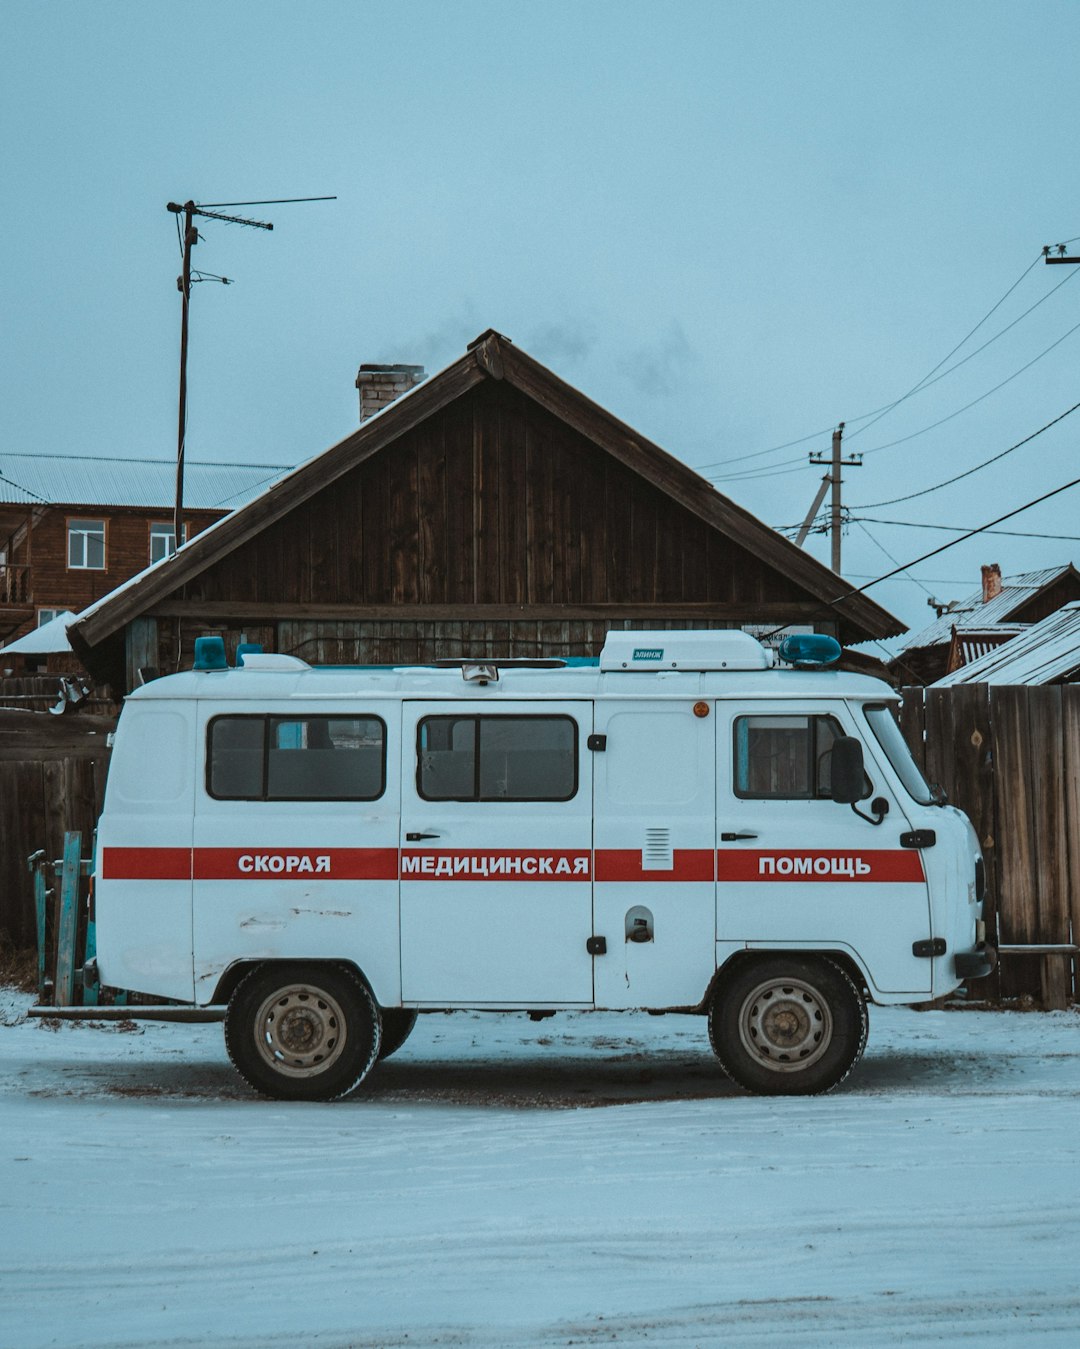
863 704 935 805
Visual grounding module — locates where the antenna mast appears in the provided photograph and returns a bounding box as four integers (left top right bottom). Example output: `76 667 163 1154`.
164 195 335 554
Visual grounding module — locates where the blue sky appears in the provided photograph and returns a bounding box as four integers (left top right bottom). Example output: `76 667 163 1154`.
3 1 1078 640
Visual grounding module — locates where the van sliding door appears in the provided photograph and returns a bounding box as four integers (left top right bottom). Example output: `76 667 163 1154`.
399 701 594 1005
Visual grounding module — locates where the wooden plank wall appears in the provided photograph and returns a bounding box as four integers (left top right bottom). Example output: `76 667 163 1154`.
185 381 810 613
901 684 1078 1006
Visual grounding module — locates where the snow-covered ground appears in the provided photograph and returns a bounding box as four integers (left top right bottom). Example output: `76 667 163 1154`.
2 989 1079 1348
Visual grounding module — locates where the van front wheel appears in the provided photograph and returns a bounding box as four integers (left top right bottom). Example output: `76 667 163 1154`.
708 957 868 1096
225 963 381 1101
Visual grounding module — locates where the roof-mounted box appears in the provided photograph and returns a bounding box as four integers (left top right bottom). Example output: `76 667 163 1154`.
599 630 771 672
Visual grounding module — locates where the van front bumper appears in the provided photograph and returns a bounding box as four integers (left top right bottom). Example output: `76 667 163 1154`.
954 943 997 980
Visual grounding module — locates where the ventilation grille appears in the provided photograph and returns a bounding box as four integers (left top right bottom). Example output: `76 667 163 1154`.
642 827 674 871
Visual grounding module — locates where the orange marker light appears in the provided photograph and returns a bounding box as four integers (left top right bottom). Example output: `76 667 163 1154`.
693 701 710 718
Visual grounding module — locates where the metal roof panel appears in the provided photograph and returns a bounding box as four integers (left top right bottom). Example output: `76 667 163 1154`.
0 453 289 511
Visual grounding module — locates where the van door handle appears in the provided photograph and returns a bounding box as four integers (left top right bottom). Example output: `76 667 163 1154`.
720 832 758 841
406 832 441 841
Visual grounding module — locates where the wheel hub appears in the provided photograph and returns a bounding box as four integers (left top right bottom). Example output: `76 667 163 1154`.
739 977 833 1073
254 985 348 1078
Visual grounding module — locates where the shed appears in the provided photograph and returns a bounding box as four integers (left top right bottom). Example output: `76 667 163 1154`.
68 330 903 692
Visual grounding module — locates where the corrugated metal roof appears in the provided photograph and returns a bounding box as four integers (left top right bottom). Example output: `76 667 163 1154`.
932 602 1080 686
900 567 1077 652
0 453 289 511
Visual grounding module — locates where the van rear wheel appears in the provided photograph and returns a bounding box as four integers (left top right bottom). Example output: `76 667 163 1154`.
225 963 381 1101
708 956 868 1096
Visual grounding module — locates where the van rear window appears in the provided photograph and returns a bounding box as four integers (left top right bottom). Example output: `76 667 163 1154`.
208 715 386 801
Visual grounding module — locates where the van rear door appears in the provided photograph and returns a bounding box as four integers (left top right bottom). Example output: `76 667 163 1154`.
400 700 593 1005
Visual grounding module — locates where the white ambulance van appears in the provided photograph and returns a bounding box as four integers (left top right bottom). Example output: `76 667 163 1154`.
91 629 992 1101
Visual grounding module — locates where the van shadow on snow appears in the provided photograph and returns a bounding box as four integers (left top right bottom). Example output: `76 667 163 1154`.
23 1042 1012 1107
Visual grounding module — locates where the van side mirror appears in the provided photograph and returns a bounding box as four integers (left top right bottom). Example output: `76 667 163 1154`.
830 737 865 804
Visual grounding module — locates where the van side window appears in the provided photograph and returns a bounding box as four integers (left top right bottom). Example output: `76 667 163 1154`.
208 715 386 801
418 715 577 801
733 714 846 800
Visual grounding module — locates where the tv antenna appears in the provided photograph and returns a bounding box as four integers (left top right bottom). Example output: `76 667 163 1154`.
165 195 336 552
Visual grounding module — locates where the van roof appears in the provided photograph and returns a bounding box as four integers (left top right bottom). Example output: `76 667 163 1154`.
126 662 895 704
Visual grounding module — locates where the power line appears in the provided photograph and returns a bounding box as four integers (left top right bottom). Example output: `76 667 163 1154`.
853 264 1077 420
852 313 1080 460
197 196 337 208
709 307 1080 486
844 254 1044 443
844 572 971 584
760 470 1080 644
852 515 1080 542
852 398 1080 510
845 474 1080 598
852 519 934 597
695 250 1055 473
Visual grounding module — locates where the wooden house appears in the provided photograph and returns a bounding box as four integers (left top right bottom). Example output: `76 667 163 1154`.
0 453 287 649
892 562 1080 685
68 330 903 693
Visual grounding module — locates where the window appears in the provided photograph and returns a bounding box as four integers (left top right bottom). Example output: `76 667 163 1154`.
418 715 577 801
37 608 64 627
150 521 188 564
864 704 935 805
208 715 386 801
734 714 853 800
67 519 105 570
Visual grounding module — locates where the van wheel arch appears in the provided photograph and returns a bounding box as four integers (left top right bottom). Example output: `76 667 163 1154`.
705 949 869 1009
211 958 372 1008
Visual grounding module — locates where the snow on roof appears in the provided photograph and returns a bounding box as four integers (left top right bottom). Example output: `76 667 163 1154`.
0 453 289 511
0 610 76 655
931 601 1080 686
900 566 1077 652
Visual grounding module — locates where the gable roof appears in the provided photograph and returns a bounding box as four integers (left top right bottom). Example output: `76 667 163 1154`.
0 453 288 512
70 331 902 653
932 602 1080 686
899 565 1080 653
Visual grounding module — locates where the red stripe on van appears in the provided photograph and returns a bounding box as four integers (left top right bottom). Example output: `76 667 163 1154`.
594 849 715 882
717 849 925 882
101 847 193 880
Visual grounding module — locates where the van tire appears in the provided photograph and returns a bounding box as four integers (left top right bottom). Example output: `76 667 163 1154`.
708 956 868 1096
225 963 381 1102
378 1008 419 1061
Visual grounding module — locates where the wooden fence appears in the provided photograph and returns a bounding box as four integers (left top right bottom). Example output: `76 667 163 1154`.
899 684 1080 1007
0 711 113 949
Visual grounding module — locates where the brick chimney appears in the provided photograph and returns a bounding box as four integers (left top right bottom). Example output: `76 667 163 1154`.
981 563 1002 604
356 363 425 422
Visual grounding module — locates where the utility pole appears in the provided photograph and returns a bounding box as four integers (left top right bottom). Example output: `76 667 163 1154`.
808 423 862 574
164 195 335 555
171 201 197 554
